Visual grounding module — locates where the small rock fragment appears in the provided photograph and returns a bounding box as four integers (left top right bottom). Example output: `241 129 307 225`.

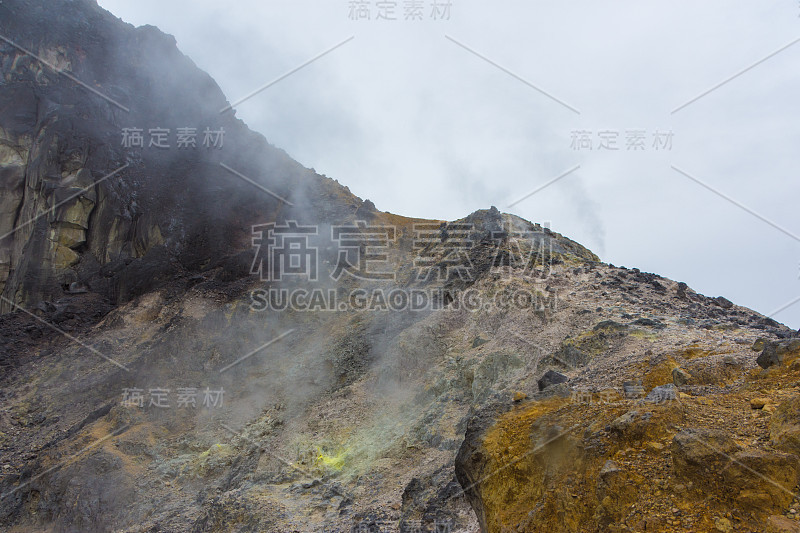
471 336 488 348
751 398 770 410
672 367 691 386
714 516 733 532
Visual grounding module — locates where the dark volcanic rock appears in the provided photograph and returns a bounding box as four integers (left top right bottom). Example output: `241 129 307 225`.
631 317 665 329
713 296 734 309
537 369 569 391
757 339 800 369
672 367 692 387
454 401 513 533
676 281 689 300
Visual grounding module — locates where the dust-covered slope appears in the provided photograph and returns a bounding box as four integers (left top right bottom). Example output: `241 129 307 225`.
1 206 798 532
1 2 800 533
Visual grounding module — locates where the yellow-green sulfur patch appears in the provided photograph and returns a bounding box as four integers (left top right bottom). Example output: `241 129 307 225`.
315 447 347 471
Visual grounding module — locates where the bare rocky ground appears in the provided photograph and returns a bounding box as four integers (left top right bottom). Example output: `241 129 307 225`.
455 267 800 533
2 234 799 532
2 1 800 532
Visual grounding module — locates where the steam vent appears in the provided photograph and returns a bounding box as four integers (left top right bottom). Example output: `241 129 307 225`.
1 1 799 532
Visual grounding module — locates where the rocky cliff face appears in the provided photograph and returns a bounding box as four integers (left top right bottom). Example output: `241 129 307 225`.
1 1 800 533
0 0 362 313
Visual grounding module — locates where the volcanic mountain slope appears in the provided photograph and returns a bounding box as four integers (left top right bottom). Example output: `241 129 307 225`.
0 0 364 313
2 1 800 533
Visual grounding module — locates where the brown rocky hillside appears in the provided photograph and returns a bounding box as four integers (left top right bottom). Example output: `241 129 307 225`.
1 1 799 532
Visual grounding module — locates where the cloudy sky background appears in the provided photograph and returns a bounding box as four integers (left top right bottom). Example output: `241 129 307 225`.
97 0 800 328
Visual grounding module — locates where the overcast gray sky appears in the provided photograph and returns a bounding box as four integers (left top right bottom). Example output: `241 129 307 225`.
97 0 800 328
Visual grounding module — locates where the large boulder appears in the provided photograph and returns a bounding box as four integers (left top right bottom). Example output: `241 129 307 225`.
537 369 568 391
757 339 800 369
